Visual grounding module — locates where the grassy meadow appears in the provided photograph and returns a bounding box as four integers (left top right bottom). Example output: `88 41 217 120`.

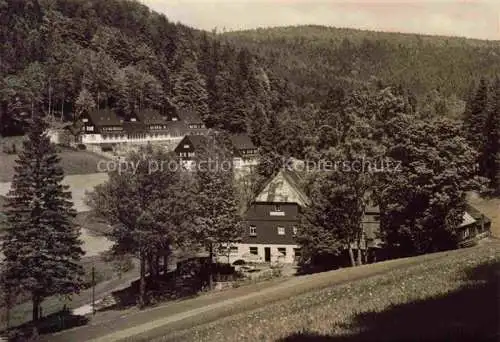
155 240 500 342
0 135 107 183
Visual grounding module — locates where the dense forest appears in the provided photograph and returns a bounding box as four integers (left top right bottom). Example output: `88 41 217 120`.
1 0 499 188
0 0 280 136
2 0 500 138
224 25 500 105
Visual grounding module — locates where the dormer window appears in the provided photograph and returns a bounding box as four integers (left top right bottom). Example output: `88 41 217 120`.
277 226 285 235
249 225 257 236
274 204 282 212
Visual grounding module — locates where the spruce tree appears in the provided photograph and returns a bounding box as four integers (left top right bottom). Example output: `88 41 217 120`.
257 111 283 179
464 78 490 176
1 114 84 327
171 59 210 123
485 77 500 193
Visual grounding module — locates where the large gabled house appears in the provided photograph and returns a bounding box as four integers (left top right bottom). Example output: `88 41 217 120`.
173 110 207 135
174 135 208 160
78 108 205 151
217 169 311 264
229 134 258 169
174 133 259 171
222 169 385 265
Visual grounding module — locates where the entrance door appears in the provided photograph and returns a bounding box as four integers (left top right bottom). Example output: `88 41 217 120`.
264 247 271 262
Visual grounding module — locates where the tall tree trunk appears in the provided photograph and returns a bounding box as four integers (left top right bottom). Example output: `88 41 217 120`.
31 294 42 340
139 252 146 309
154 254 160 277
48 80 52 118
163 253 168 275
348 244 356 267
356 247 363 266
61 100 64 121
208 244 214 290
356 234 363 266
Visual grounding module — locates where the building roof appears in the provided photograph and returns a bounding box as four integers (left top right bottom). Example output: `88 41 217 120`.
255 169 311 206
122 121 147 134
186 135 209 150
134 109 166 126
168 120 189 134
87 109 122 126
230 134 256 150
459 212 477 228
465 204 491 224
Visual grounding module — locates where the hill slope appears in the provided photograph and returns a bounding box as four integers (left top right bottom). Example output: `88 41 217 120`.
223 25 500 104
155 240 500 342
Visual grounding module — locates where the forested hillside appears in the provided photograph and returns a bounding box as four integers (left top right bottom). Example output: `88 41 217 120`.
223 25 500 106
1 0 499 172
0 0 279 136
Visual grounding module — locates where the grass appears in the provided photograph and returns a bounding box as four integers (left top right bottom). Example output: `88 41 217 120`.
75 211 112 236
0 140 108 182
0 254 120 330
154 241 499 342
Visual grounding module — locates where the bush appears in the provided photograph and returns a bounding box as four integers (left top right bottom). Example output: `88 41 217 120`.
76 144 86 150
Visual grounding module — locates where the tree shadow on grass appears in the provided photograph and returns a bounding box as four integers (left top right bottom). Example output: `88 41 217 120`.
280 261 500 342
6 308 89 341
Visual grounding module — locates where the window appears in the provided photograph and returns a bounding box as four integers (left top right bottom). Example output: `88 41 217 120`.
249 247 258 255
373 215 380 221
292 226 298 236
277 226 285 235
274 204 282 212
249 225 257 236
294 248 302 258
277 248 287 256
463 228 470 239
230 246 238 255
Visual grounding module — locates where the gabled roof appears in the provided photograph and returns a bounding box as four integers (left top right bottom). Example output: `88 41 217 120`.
175 135 209 151
254 169 311 207
134 109 166 126
123 121 147 134
465 204 491 224
459 212 476 228
87 109 122 126
186 135 209 149
230 134 256 150
168 120 190 134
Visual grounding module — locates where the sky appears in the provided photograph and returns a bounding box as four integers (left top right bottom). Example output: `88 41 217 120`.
142 0 499 41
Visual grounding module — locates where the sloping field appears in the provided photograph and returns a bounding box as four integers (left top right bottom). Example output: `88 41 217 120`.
0 172 109 212
42 240 499 342
150 240 500 342
0 149 107 182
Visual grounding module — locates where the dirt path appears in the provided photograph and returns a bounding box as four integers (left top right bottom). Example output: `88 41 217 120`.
43 245 485 342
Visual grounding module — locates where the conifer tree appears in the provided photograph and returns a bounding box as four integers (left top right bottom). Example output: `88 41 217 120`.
257 111 284 179
464 78 490 176
485 77 500 193
171 59 210 123
1 114 84 328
